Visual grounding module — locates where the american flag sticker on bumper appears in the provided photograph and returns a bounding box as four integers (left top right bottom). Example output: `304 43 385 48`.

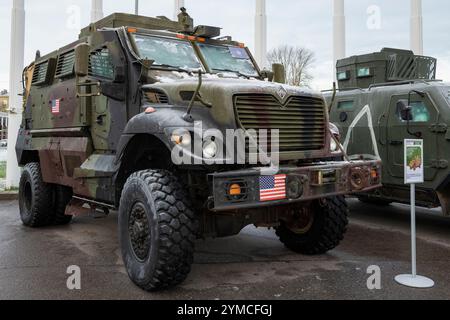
259 174 287 202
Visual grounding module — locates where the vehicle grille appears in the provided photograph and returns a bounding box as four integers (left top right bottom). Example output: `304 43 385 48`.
143 89 169 104
234 94 326 152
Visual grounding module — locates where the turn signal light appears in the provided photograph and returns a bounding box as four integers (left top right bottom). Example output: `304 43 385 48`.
127 27 137 33
144 107 156 114
371 168 379 180
229 184 242 196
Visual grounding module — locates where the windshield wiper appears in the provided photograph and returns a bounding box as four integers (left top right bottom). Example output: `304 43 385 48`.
153 64 195 75
213 68 252 79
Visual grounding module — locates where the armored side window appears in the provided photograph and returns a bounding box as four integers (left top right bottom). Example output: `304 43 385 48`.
357 67 372 78
89 48 115 80
396 100 431 123
55 50 76 78
337 71 350 81
337 100 354 111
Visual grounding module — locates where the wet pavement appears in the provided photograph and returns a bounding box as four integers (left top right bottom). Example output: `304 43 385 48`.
0 198 449 300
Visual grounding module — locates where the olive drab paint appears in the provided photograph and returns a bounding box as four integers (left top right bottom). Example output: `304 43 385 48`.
327 48 450 215
16 9 381 223
16 9 383 292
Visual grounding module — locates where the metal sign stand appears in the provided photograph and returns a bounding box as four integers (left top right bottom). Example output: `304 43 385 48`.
395 139 434 288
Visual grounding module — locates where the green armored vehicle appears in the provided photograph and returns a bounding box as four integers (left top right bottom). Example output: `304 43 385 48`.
16 10 381 291
327 48 450 214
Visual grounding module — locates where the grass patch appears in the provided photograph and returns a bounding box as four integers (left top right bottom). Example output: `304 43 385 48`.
0 162 6 179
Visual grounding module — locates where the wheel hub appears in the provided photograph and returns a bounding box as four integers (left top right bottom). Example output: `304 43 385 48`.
285 206 314 234
128 202 151 261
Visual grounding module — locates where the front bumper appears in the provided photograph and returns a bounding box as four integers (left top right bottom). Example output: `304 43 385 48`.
209 160 382 211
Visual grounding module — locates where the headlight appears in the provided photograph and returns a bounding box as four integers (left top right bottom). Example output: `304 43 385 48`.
171 130 192 147
203 140 217 159
330 138 338 152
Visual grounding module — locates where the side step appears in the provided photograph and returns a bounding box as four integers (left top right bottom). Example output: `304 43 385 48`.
65 196 114 218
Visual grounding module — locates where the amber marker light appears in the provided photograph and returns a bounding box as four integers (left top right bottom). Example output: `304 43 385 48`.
371 168 379 181
144 107 156 114
229 184 242 196
127 27 137 33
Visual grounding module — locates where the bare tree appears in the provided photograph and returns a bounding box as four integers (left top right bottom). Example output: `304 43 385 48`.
267 45 315 87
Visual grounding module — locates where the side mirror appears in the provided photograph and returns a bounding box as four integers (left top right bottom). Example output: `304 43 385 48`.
74 43 91 77
272 63 286 84
397 99 413 121
260 69 274 82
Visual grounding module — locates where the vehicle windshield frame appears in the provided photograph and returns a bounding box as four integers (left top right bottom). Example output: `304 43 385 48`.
195 42 260 78
131 33 204 72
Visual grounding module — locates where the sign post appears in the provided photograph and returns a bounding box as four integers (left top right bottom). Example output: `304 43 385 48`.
395 139 434 288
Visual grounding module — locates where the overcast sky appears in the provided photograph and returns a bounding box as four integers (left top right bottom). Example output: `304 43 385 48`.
1 0 450 91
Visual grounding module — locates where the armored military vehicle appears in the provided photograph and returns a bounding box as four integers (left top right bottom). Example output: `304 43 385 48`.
327 48 450 215
16 9 381 291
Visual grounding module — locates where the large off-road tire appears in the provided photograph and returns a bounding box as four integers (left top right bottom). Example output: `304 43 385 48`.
118 169 197 291
53 185 73 225
19 162 54 227
276 196 348 255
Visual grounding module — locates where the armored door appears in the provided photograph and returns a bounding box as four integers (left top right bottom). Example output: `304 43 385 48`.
386 93 440 181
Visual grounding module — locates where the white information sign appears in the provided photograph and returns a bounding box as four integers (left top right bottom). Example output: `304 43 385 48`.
404 139 424 184
395 138 434 289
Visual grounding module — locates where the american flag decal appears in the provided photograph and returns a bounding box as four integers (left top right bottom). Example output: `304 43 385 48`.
51 99 60 114
259 174 287 202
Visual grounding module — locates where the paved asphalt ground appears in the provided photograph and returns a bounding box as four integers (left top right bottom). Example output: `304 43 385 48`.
1 198 450 300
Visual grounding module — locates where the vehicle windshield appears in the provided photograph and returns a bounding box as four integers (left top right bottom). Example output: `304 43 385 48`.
197 43 259 77
133 34 202 70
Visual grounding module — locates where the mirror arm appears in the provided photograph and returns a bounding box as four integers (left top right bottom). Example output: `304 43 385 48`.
183 70 203 122
328 82 337 113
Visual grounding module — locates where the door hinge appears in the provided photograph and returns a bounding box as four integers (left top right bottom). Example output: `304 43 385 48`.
430 123 448 133
431 159 449 169
76 81 101 98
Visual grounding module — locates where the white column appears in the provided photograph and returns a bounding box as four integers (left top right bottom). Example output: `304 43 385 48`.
333 0 346 80
174 0 185 21
6 0 25 189
255 0 267 68
411 0 423 55
91 0 104 23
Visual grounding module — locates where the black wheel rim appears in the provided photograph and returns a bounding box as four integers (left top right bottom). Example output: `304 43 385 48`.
128 202 151 262
286 206 314 235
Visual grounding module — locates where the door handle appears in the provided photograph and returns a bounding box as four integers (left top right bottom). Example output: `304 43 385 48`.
389 140 403 146
96 114 106 125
